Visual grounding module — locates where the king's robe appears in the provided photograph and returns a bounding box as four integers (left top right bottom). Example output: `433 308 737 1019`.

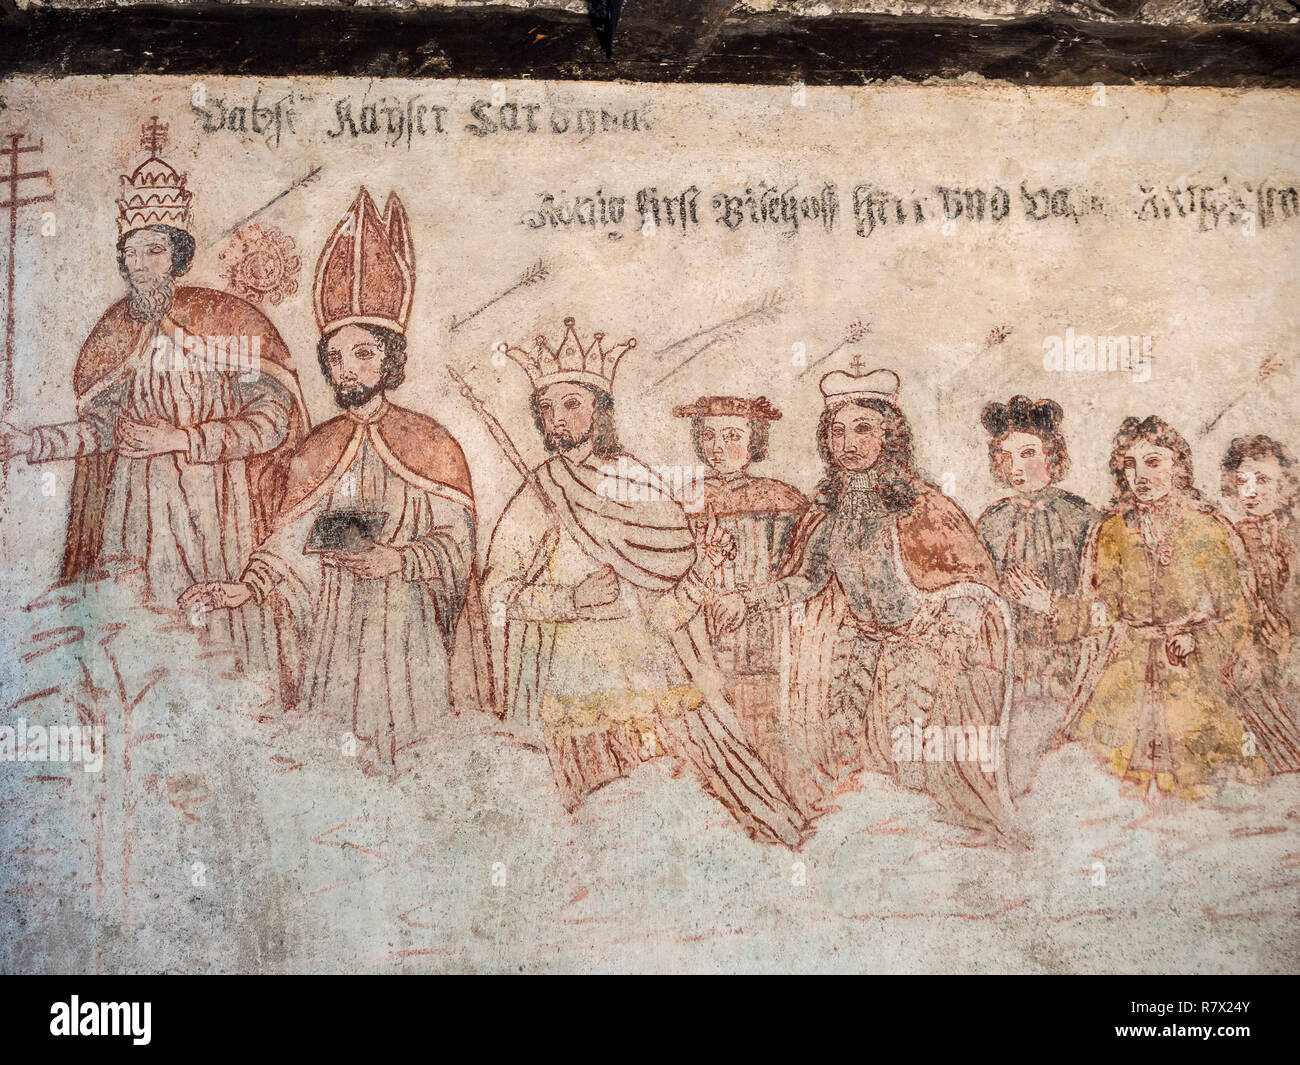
484 452 808 846
754 473 1018 838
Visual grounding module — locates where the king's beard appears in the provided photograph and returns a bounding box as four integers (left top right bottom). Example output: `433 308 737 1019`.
544 424 594 454
333 380 386 410
127 274 176 324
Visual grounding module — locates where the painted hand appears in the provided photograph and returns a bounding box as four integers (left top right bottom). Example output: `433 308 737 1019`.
1003 565 1054 614
574 564 619 610
709 591 748 635
115 418 188 458
1165 631 1194 666
691 506 737 578
178 581 252 612
0 421 33 462
1260 606 1290 650
334 542 403 580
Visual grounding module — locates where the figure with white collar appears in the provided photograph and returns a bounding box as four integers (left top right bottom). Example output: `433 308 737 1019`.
714 363 1020 844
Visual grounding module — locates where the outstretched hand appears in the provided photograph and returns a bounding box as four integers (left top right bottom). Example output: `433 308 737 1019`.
1003 565 1054 614
179 581 252 612
0 421 32 462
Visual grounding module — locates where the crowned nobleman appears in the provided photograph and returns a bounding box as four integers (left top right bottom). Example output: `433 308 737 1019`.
182 189 492 775
0 124 309 672
480 318 808 846
714 364 1021 843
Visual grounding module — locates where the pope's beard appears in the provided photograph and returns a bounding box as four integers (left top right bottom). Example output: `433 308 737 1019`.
127 274 176 323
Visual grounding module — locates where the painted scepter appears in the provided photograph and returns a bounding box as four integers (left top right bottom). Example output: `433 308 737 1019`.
447 363 563 586
446 364 556 514
446 366 805 846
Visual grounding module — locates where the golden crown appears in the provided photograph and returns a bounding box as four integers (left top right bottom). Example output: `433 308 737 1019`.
503 317 636 394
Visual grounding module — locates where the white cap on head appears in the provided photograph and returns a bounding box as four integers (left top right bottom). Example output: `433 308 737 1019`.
819 367 901 407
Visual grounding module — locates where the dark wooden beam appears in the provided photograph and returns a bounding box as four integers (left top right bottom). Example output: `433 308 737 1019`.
0 5 1297 85
615 0 741 66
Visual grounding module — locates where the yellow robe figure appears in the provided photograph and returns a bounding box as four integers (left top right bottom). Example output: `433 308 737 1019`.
1055 504 1265 796
482 451 808 846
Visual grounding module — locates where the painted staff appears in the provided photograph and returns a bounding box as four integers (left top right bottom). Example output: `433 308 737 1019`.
448 362 548 502
448 363 810 847
0 132 55 491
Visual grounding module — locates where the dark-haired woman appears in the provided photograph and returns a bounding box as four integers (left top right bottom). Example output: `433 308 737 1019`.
976 396 1098 794
714 369 1019 843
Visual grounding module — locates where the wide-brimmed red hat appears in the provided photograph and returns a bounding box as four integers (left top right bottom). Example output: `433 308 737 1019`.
672 395 783 420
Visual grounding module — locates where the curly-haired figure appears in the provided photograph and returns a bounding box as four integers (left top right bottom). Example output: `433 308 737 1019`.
713 368 1018 843
976 396 1098 794
1006 416 1287 798
1222 435 1300 731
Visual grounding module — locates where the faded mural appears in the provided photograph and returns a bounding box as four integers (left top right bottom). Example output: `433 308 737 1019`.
0 77 1297 972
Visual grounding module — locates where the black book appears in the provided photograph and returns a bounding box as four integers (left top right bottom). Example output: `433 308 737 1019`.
303 509 389 555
